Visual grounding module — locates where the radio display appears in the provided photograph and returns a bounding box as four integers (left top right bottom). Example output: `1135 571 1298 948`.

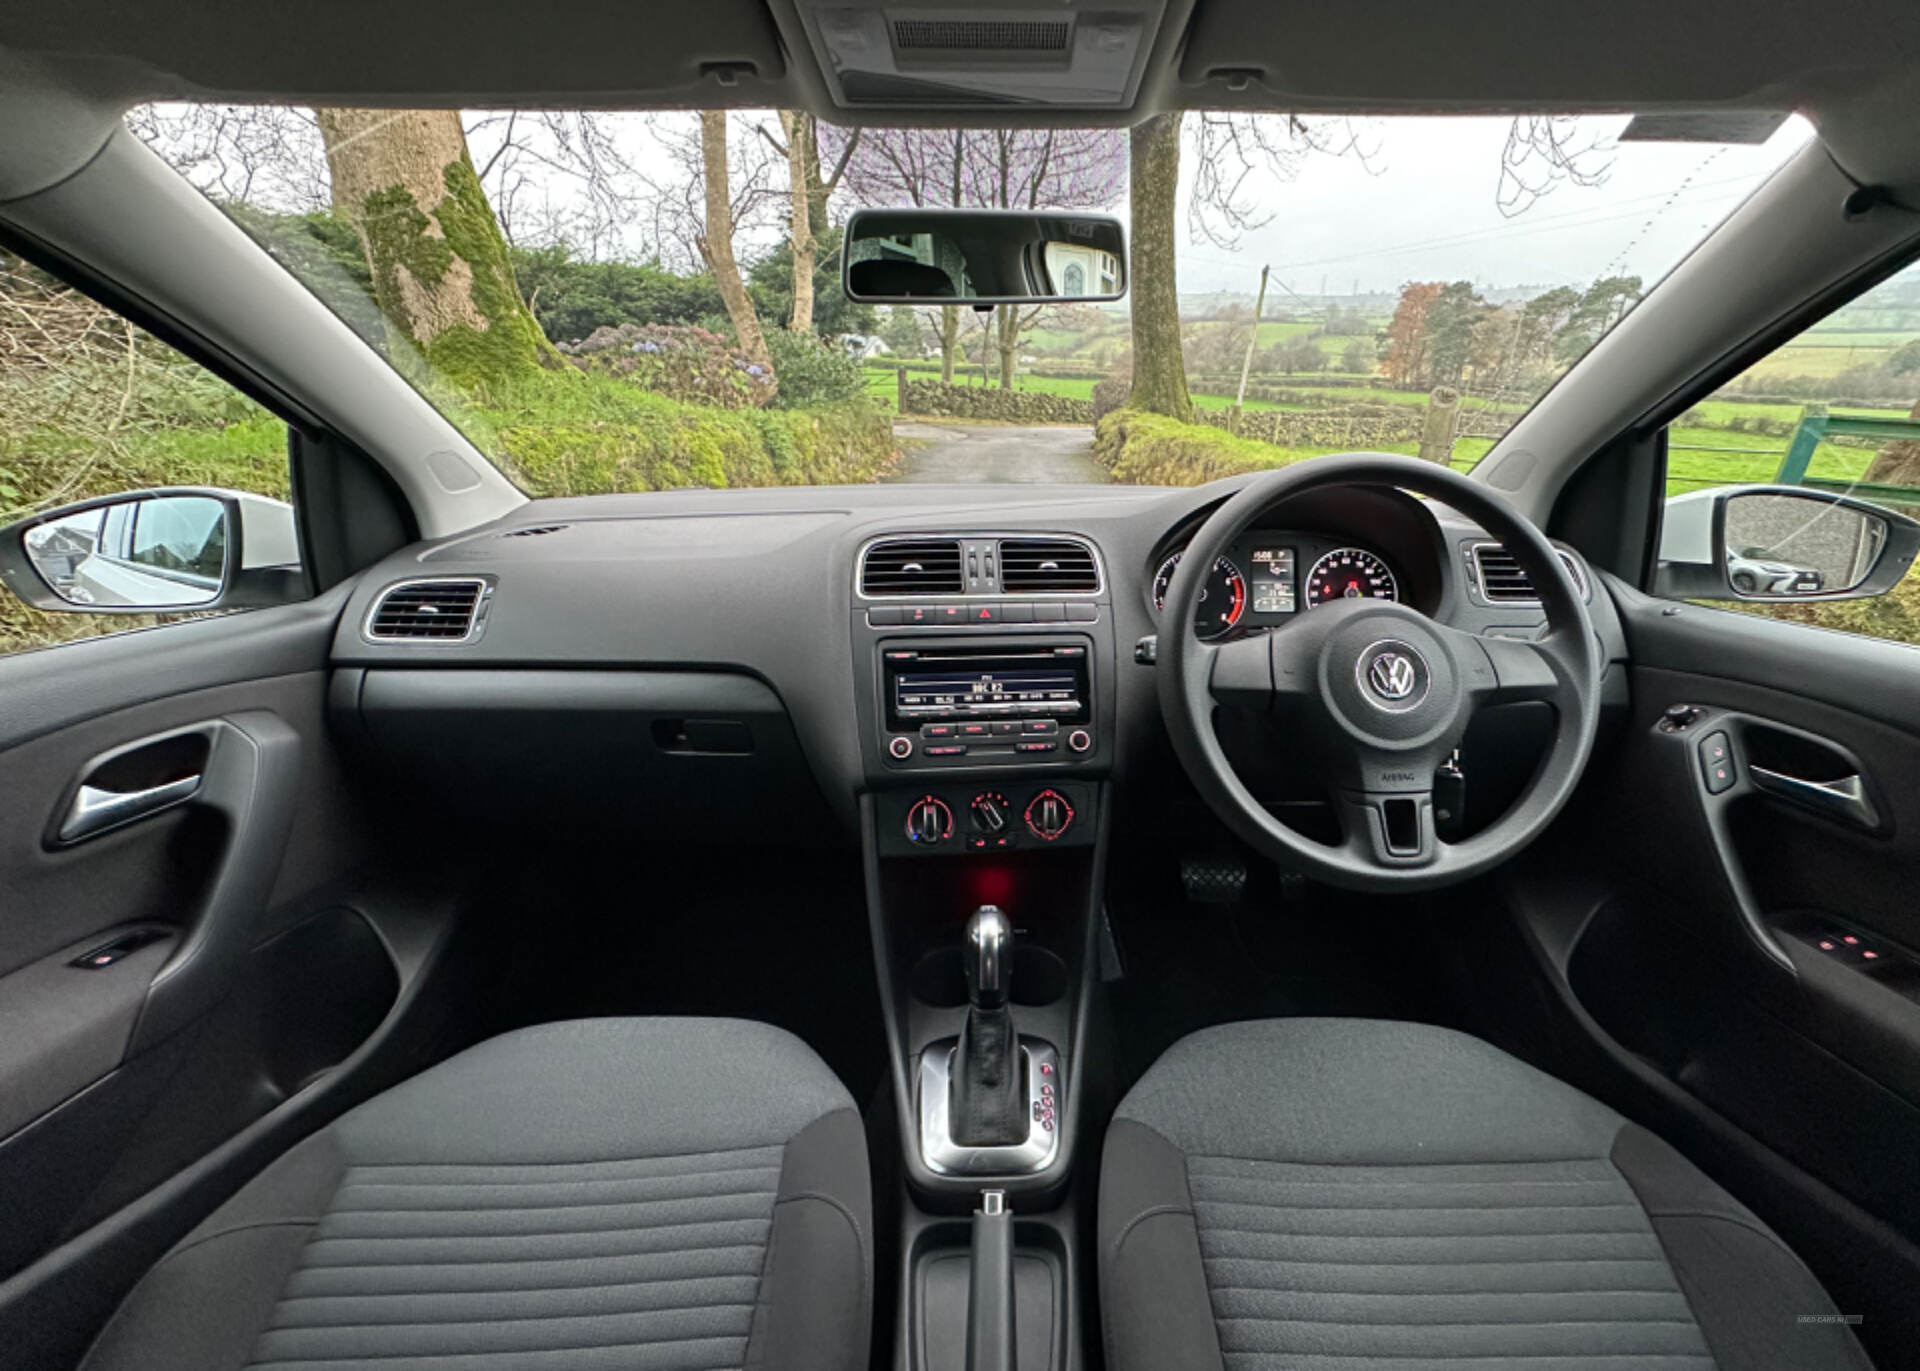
895 668 1079 717
883 647 1090 728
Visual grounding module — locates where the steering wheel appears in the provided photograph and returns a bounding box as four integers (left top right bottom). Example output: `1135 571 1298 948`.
1159 454 1601 893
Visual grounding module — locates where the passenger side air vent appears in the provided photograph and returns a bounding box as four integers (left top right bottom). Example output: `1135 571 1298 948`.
997 537 1100 594
861 538 965 595
1470 544 1589 604
364 578 488 642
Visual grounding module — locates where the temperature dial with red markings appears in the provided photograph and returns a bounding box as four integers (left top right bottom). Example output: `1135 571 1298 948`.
970 791 1011 835
1024 788 1076 841
906 796 954 845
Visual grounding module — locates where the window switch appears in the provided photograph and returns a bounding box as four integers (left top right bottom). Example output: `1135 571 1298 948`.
1699 730 1736 794
69 928 167 969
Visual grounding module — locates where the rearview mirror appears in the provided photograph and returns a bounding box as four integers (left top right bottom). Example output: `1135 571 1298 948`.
0 488 302 614
842 208 1126 305
1656 485 1920 602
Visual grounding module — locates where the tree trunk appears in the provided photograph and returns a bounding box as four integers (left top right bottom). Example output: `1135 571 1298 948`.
695 111 771 371
996 305 1018 389
316 108 555 389
1125 113 1193 421
780 111 816 335
939 305 960 384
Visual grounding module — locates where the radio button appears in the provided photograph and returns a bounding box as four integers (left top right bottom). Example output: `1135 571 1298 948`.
958 723 990 738
926 745 968 757
1067 729 1093 754
990 721 1022 736
1016 741 1058 755
1023 719 1058 734
888 736 914 760
921 724 956 739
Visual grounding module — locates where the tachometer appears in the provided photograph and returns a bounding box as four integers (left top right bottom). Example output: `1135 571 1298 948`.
1153 551 1247 640
1304 547 1399 607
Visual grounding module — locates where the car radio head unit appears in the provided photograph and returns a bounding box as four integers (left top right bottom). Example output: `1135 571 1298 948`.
882 644 1089 730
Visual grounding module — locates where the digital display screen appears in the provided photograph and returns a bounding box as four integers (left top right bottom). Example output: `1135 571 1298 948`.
894 668 1081 718
1249 547 1296 614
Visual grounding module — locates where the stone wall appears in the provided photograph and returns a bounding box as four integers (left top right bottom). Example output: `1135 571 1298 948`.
901 378 1094 424
1193 404 1422 449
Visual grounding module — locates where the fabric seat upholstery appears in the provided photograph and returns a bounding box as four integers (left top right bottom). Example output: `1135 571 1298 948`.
83 1017 871 1371
1100 1018 1871 1371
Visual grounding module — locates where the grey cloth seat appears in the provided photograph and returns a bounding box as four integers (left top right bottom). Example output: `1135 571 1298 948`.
83 1017 871 1371
1100 1018 1871 1371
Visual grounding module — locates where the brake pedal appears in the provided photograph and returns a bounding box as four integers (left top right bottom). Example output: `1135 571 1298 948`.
1181 854 1247 905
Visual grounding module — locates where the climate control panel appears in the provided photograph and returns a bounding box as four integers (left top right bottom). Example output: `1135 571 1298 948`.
879 782 1095 857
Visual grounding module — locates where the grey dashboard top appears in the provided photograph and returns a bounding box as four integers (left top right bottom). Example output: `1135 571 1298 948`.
329 479 1627 826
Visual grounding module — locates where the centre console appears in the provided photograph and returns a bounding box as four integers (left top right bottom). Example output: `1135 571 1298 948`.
851 532 1115 1369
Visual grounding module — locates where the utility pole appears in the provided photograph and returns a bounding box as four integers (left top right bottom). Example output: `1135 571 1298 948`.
1230 264 1270 437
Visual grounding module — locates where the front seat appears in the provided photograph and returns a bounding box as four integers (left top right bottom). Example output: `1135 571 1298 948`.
82 1018 871 1371
1100 1019 1871 1371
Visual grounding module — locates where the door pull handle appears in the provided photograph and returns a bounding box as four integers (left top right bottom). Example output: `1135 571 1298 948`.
59 774 202 843
1747 765 1879 832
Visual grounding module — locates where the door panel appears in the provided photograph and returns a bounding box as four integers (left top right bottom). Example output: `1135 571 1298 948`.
1507 579 1920 1361
0 586 393 1282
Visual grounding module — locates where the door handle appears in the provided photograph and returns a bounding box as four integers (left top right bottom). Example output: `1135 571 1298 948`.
59 774 203 843
1748 765 1880 832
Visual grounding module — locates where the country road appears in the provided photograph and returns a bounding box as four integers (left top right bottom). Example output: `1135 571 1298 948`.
891 421 1107 484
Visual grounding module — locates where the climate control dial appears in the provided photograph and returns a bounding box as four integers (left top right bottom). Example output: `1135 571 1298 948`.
1024 789 1076 842
906 796 955 845
970 791 1011 835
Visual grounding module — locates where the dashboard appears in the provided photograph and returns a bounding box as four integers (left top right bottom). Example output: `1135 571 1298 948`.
322 473 1626 849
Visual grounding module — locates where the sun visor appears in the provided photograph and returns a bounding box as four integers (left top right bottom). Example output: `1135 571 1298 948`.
794 0 1168 109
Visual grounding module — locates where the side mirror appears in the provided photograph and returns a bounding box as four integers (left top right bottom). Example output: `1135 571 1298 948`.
1656 485 1920 602
0 488 302 614
842 208 1126 305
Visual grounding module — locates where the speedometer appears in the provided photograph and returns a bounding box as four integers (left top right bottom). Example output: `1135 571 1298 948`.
1153 551 1247 640
1304 548 1399 607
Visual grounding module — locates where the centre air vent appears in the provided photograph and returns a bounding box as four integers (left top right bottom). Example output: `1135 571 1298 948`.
861 538 964 595
1470 544 1589 604
364 578 489 642
998 537 1100 593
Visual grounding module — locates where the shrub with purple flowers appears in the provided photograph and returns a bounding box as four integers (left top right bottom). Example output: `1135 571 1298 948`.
561 323 777 409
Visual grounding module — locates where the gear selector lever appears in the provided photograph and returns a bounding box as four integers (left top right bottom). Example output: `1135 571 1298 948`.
951 907 1025 1146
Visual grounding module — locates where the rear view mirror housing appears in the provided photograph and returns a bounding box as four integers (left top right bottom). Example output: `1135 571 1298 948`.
842 208 1126 305
1656 484 1920 602
0 488 303 614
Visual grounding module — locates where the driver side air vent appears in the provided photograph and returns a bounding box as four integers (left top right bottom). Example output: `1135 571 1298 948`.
365 578 489 642
861 538 964 595
1471 544 1589 604
998 538 1100 593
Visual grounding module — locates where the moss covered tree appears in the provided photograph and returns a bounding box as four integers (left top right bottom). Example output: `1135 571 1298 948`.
1126 114 1194 421
314 108 557 390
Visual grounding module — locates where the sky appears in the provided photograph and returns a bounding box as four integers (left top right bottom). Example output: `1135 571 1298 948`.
1169 115 1813 301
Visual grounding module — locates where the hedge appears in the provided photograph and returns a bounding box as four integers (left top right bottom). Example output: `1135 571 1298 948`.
1093 408 1305 485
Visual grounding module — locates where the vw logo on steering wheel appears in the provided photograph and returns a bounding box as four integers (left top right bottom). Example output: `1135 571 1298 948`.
1358 641 1429 711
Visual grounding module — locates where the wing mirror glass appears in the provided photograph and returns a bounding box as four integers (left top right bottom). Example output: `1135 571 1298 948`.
1656 485 1920 602
0 489 302 614
842 208 1126 305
